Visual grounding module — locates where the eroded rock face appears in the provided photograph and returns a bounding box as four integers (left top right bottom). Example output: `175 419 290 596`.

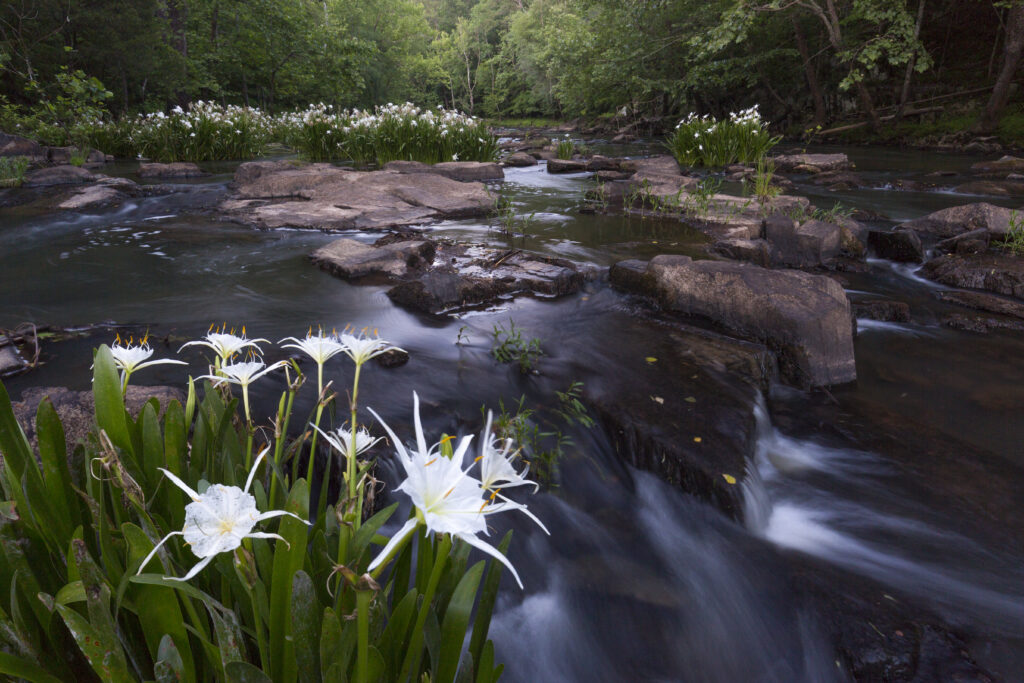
611 255 856 387
310 237 435 279
770 153 850 173
138 162 207 178
12 385 185 457
900 202 1012 239
921 253 1024 299
222 160 495 231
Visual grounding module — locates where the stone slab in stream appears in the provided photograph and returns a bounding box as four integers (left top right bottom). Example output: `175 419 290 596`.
23 165 97 187
610 255 856 387
769 152 850 173
382 159 504 182
138 162 208 178
221 160 495 231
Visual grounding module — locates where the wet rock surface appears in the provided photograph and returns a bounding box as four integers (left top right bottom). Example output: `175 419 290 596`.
611 255 856 387
868 228 925 263
937 290 1024 318
221 160 495 231
921 252 1024 299
900 202 1012 239
502 152 537 167
312 234 589 314
382 159 504 182
23 165 97 187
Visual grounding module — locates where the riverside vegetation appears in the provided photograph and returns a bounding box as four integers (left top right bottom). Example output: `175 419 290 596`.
0 328 548 682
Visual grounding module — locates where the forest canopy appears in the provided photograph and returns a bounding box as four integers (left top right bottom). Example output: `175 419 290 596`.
0 0 1015 132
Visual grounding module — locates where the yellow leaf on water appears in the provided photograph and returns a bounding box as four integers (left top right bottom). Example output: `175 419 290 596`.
693 437 702 443
645 356 657 364
722 473 737 485
651 395 664 404
684 396 696 403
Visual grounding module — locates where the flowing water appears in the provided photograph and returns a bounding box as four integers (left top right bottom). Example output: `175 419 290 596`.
2 143 1024 681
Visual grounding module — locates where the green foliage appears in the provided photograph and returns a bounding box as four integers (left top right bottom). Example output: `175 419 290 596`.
0 341 521 682
489 381 593 486
555 136 575 160
785 201 854 224
491 320 543 374
666 107 780 168
1002 210 1024 256
751 156 780 203
0 67 112 147
0 156 30 187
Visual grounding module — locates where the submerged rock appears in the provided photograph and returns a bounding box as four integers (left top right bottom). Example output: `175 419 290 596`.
900 202 1012 239
610 255 856 387
921 253 1024 300
222 160 495 231
969 155 1024 175
854 300 911 322
954 179 1024 196
936 290 1024 319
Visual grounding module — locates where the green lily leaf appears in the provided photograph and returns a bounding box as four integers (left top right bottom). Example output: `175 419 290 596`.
436 561 485 683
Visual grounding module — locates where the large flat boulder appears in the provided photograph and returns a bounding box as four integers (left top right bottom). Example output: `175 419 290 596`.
611 255 856 387
222 160 494 231
969 155 1024 175
0 132 44 159
900 203 1012 239
383 160 504 182
503 152 537 167
921 253 1024 299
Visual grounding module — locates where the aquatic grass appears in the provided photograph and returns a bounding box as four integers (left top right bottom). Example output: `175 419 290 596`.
1002 210 1024 256
751 156 780 203
666 106 781 168
556 136 575 160
0 155 30 187
0 325 540 682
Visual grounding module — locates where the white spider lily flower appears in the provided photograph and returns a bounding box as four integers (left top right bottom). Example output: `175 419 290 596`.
313 423 383 458
198 359 288 423
180 327 269 363
108 335 186 390
367 393 525 588
280 329 347 391
137 448 308 581
477 411 548 535
338 329 404 366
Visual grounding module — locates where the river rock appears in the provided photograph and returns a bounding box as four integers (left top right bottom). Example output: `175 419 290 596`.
382 160 504 182
770 153 850 173
764 216 842 268
222 160 494 231
138 162 206 178
954 179 1024 196
46 147 105 165
503 152 537 167
0 345 25 376
942 313 1024 333
712 238 773 267
610 255 856 387
0 132 44 158
868 228 924 263
920 253 1024 299
23 165 97 187
854 300 911 322
934 228 991 255
310 237 435 279
12 385 185 458
969 155 1024 175
546 158 588 173
810 170 867 190
58 184 128 210
386 248 585 314
900 202 1012 239
936 290 1024 319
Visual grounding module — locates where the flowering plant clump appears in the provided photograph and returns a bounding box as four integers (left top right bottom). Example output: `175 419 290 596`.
0 323 541 682
665 105 781 167
276 101 499 165
79 101 275 162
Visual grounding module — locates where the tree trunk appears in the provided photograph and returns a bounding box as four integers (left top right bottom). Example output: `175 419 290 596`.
896 0 927 119
792 16 826 125
980 4 1024 132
